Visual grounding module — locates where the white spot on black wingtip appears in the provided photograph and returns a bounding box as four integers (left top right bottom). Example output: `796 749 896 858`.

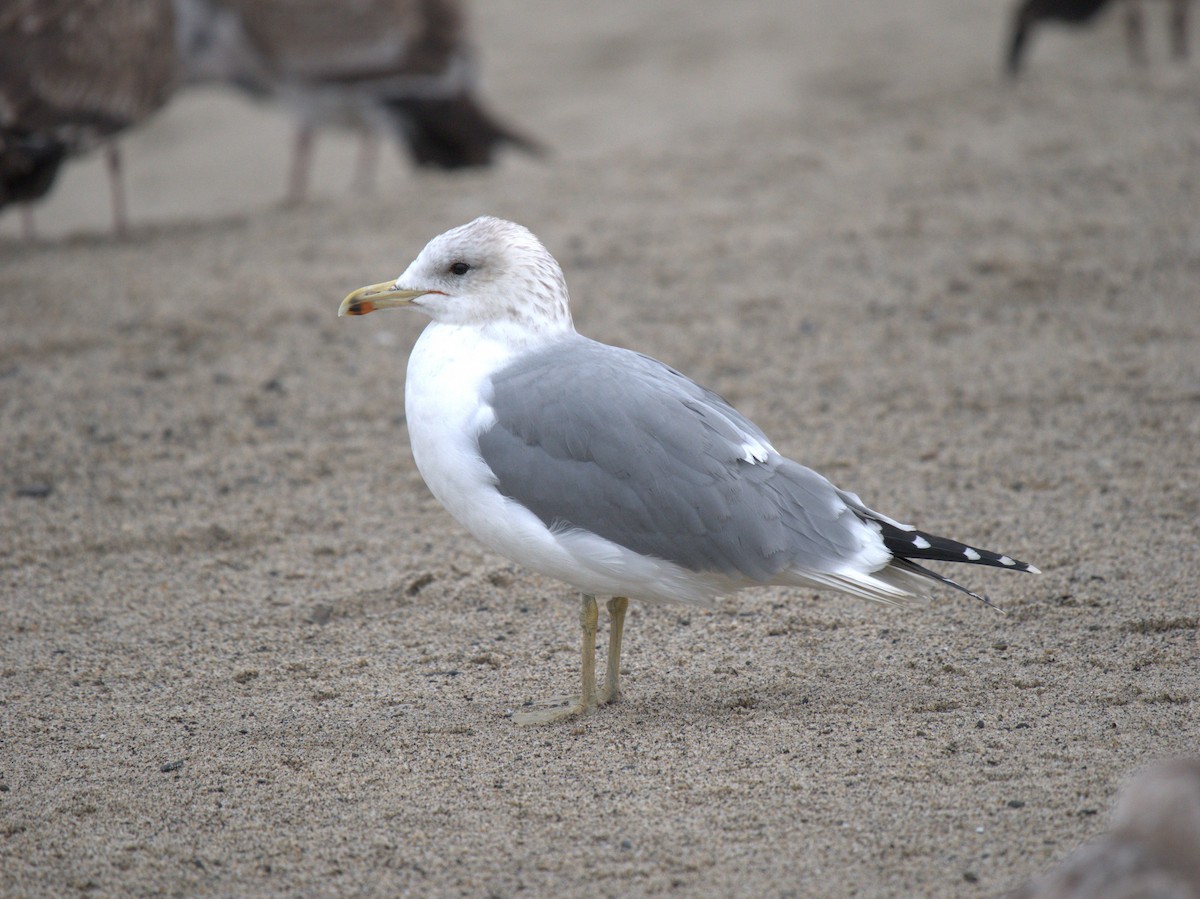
963 548 981 561
998 555 1016 567
913 536 931 550
1025 563 1042 574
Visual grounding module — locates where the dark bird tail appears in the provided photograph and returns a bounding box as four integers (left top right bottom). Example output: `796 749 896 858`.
0 130 68 209
385 93 543 169
877 519 1039 609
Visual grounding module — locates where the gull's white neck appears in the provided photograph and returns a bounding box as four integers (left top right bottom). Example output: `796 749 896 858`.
403 319 573 534
407 317 574 391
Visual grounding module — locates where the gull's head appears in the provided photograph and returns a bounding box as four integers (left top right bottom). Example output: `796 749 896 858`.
339 217 573 335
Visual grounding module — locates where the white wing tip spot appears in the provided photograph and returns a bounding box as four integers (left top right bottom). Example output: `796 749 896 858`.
913 536 931 549
963 548 982 561
998 555 1016 566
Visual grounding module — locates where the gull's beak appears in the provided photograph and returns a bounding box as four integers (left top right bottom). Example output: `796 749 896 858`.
338 282 429 317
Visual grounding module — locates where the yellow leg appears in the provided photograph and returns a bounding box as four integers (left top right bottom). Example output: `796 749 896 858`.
579 593 599 713
514 594 599 725
598 597 629 704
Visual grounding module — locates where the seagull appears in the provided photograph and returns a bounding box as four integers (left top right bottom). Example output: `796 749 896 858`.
339 217 1039 724
0 0 178 238
174 0 540 205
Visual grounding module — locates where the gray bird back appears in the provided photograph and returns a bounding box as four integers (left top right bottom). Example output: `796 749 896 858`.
476 336 867 582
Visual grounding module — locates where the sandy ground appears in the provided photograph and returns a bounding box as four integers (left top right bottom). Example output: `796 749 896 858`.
2 1 1199 896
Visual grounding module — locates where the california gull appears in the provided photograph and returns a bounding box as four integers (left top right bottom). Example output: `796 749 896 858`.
339 217 1039 724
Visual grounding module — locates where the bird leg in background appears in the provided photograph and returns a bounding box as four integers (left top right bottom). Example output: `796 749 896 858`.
351 131 382 193
1124 2 1149 66
286 124 315 206
106 145 128 238
599 597 629 704
19 207 36 241
1170 0 1190 58
514 593 601 725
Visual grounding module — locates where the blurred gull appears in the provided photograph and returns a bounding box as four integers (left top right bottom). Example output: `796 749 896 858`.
339 217 1039 724
175 0 540 205
0 0 178 238
1011 758 1200 899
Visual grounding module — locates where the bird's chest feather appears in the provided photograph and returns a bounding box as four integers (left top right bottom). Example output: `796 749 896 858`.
403 324 516 525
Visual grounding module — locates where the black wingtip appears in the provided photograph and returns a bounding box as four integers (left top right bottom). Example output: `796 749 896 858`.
892 559 1008 614
878 521 1038 576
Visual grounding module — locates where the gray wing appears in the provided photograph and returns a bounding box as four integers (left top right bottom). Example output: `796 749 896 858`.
476 336 869 582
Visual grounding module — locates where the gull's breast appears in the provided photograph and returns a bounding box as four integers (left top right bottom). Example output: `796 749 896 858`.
403 324 565 567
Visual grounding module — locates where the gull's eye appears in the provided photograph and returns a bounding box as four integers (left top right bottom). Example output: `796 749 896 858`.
449 261 471 276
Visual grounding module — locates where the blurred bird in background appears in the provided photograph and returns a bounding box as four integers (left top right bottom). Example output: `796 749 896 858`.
0 0 178 238
1006 0 1192 75
174 0 542 205
1010 758 1200 899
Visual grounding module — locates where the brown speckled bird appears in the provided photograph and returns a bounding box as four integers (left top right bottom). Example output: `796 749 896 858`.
0 0 178 237
174 0 540 205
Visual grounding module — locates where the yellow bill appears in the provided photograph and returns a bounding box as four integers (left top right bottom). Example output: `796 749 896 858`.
338 282 429 317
